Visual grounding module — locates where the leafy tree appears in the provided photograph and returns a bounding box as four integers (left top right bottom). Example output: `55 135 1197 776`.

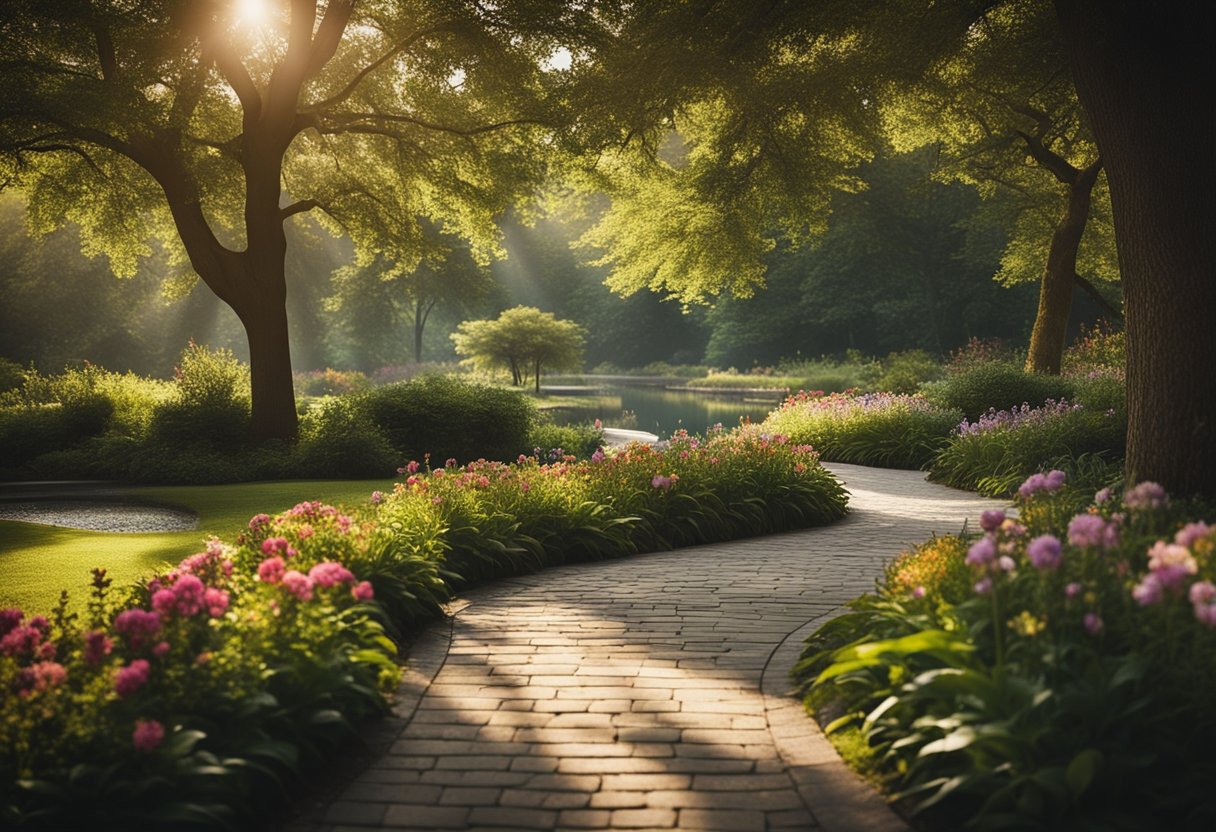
329 226 491 364
0 0 594 439
881 0 1119 374
452 306 584 392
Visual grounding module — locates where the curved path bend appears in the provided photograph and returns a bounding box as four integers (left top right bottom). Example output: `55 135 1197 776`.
297 464 1003 832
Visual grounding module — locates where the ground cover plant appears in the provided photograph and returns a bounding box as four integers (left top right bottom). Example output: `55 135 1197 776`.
795 472 1216 831
762 390 962 469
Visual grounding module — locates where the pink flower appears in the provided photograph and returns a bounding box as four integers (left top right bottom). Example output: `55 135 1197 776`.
1027 535 1062 570
0 608 23 638
911 586 926 600
1188 581 1216 626
132 719 165 752
1065 582 1083 600
965 537 996 567
13 661 67 697
1175 522 1212 549
0 625 43 658
1084 613 1104 636
261 537 295 558
997 556 1016 572
308 561 355 589
151 588 177 615
594 419 602 430
248 513 271 531
204 588 229 618
1124 481 1168 512
113 609 161 648
1068 514 1111 549
152 641 170 658
1094 488 1112 504
447 458 458 468
83 630 113 666
281 570 314 601
171 574 206 616
590 449 605 463
1146 541 1198 590
114 659 151 697
973 577 993 595
297 524 315 540
352 581 375 601
1133 573 1165 606
651 474 672 491
979 510 1006 533
370 490 383 505
257 556 287 584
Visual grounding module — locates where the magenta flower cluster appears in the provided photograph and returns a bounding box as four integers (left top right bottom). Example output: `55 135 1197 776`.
957 400 1084 437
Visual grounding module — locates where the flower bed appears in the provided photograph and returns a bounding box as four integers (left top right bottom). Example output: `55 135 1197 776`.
2 424 848 828
795 472 1216 830
761 390 961 469
928 399 1124 496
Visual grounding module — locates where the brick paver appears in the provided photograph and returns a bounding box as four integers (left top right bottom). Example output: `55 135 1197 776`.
299 463 1003 831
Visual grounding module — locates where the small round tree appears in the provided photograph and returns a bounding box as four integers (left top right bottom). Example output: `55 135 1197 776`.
452 306 585 393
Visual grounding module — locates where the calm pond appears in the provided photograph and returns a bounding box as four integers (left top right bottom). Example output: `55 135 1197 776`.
543 380 786 439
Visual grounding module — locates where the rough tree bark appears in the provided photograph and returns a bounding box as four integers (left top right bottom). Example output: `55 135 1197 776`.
1055 0 1216 496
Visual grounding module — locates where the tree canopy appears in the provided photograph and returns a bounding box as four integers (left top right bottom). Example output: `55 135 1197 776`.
452 305 584 392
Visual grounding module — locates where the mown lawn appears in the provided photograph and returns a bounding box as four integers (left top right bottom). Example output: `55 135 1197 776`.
0 479 393 613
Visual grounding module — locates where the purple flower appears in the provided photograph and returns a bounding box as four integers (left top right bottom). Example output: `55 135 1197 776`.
0 608 23 639
651 474 673 491
911 586 926 599
1044 470 1066 490
998 556 1016 572
248 513 271 531
591 448 605 463
1192 583 1216 626
308 561 355 589
1026 535 1062 570
979 510 1006 533
1094 488 1113 505
1018 473 1047 498
1146 541 1197 590
258 556 286 584
973 577 993 595
282 570 314 601
83 630 113 666
1084 613 1104 636
966 536 997 567
1068 514 1112 550
1175 522 1212 549
1132 573 1165 606
1124 481 1168 512
1065 582 1083 600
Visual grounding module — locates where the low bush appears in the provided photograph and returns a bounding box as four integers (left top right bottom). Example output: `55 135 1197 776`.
795 472 1216 831
921 361 1075 420
295 397 398 478
1063 321 1125 379
929 399 1125 497
294 368 372 397
148 343 250 451
527 419 604 460
762 391 962 469
0 358 27 393
358 374 536 466
1 506 403 829
873 349 945 394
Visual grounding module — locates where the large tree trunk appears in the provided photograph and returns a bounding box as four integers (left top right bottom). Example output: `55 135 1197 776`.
1024 162 1101 374
1055 0 1216 496
237 294 297 441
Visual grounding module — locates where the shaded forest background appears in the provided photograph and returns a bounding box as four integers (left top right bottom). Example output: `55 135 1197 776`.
0 150 1114 376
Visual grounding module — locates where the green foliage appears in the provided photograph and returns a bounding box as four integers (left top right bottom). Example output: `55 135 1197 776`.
148 345 250 450
2 511 400 829
0 358 23 393
293 369 372 398
1062 322 1125 379
359 375 537 467
929 401 1124 497
874 349 946 394
795 478 1216 831
922 362 1075 420
295 398 398 479
528 420 605 460
452 307 586 390
762 391 962 470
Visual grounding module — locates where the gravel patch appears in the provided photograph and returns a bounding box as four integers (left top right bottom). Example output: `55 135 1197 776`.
0 500 198 533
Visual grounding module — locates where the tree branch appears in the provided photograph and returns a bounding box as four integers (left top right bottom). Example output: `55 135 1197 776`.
1073 271 1122 319
310 22 455 112
280 198 321 219
321 112 544 138
304 0 355 79
1014 127 1080 185
89 18 118 81
209 42 262 127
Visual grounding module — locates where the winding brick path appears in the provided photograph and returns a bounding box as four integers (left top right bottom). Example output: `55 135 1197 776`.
296 464 1002 832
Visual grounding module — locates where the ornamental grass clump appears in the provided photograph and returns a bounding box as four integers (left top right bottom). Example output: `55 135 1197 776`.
928 398 1125 497
1 503 405 830
761 390 961 469
796 471 1216 831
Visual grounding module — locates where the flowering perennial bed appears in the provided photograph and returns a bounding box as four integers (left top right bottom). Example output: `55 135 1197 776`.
796 471 1216 830
761 390 962 469
2 425 848 829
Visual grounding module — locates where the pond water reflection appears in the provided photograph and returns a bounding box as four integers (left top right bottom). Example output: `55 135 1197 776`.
545 383 784 439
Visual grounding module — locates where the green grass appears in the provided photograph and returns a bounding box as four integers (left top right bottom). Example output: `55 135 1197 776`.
0 479 394 613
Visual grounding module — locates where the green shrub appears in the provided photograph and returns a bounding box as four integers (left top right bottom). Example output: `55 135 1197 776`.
0 397 114 469
295 397 398 478
928 400 1125 497
358 375 536 466
0 358 24 393
762 391 962 469
527 420 604 460
872 349 945 394
1063 321 1125 378
795 475 1216 831
148 344 250 450
294 368 372 397
922 361 1075 419
1071 370 1126 415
